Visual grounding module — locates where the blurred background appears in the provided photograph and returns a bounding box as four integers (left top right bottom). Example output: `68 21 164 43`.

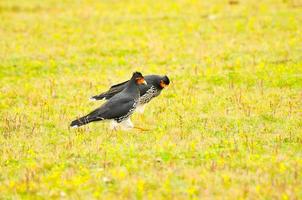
0 0 301 199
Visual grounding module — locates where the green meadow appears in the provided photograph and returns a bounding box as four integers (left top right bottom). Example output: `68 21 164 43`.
0 0 302 199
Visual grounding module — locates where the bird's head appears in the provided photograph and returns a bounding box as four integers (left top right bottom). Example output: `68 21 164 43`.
132 72 147 85
159 75 170 89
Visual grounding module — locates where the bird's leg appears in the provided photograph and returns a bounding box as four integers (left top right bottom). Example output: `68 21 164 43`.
110 120 119 131
120 118 149 131
120 118 134 130
137 104 147 124
136 104 146 114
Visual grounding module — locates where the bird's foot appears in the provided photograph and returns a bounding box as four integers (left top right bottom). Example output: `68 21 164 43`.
133 126 150 131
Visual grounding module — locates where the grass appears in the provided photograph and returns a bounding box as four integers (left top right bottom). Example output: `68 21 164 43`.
0 0 302 199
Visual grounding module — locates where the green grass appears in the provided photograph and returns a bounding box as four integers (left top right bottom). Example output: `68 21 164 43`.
1 0 302 199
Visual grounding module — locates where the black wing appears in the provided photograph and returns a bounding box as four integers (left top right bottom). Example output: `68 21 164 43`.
71 95 135 127
90 80 129 100
90 75 161 101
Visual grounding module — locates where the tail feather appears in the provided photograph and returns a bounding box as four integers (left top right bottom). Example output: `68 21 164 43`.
90 80 129 101
70 115 90 127
70 114 103 127
71 103 107 128
90 93 107 101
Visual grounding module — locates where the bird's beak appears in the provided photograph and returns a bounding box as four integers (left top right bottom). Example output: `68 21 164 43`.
142 79 147 85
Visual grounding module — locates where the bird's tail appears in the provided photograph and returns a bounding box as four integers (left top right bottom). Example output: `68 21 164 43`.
70 114 102 128
90 93 107 101
90 80 129 101
70 116 89 128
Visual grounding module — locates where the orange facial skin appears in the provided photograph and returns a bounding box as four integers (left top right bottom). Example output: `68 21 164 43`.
160 80 168 88
136 77 147 85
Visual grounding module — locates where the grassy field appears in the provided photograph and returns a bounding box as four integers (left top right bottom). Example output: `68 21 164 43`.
1 0 302 199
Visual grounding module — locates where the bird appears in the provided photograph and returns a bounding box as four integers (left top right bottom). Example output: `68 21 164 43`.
89 75 170 113
70 72 147 130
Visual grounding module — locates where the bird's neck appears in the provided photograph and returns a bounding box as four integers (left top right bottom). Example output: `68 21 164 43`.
124 79 139 94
